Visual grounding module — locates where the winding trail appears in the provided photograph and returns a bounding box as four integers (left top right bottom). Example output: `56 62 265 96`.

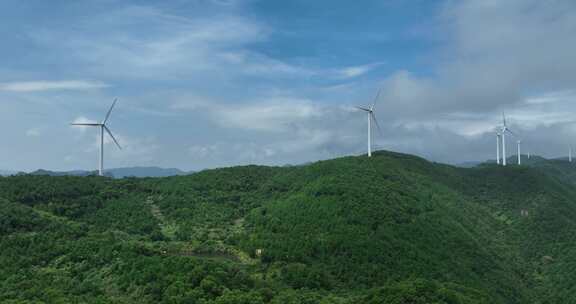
146 196 177 239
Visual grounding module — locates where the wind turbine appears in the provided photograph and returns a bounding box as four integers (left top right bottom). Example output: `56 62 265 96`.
356 89 383 157
570 146 573 163
500 113 519 166
71 98 122 176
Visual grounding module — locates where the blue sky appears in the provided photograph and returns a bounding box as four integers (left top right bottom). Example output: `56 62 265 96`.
1 0 576 172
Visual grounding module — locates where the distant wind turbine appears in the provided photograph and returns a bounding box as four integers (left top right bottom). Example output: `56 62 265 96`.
356 89 383 157
71 98 122 176
570 146 573 163
500 113 519 166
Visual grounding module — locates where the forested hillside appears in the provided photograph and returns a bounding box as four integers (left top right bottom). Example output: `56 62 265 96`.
2 151 576 303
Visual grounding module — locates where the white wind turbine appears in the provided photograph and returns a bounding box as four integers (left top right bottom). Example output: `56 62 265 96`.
356 89 383 157
499 113 519 166
71 99 122 176
569 146 573 163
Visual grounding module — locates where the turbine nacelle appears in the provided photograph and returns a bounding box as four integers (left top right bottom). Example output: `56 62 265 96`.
355 106 372 113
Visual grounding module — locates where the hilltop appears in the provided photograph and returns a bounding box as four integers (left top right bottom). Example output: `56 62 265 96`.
2 151 576 303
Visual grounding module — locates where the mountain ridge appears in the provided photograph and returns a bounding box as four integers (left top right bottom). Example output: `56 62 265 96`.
27 166 190 178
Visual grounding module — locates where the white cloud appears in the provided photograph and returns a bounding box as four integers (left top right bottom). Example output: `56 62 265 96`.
25 128 41 137
71 116 98 124
169 94 220 111
211 98 323 132
188 142 278 165
189 144 219 158
334 62 384 79
171 95 327 132
27 5 314 80
524 90 576 105
105 134 159 162
176 94 366 165
221 51 314 77
78 131 159 165
0 80 108 92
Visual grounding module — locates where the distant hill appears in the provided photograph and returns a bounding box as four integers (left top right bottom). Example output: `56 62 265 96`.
107 166 187 178
0 170 18 176
479 155 576 184
30 169 95 177
29 166 188 178
462 155 550 168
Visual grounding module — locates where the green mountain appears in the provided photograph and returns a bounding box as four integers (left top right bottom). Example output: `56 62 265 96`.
2 151 576 303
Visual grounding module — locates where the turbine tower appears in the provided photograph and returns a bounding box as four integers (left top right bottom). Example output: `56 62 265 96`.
517 140 522 165
570 146 573 163
356 89 383 157
496 132 501 165
71 98 122 176
501 114 508 166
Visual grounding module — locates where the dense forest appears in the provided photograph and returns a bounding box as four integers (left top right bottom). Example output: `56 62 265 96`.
2 151 576 303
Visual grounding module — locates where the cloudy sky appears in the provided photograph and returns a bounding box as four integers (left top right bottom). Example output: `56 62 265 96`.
1 0 576 172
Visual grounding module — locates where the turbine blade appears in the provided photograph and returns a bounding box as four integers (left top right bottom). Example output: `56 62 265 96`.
355 106 371 112
506 128 519 138
104 125 122 150
371 112 383 136
70 123 100 126
103 98 118 124
370 88 382 111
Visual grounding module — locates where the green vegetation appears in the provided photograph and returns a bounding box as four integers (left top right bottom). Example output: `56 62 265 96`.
2 151 576 303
